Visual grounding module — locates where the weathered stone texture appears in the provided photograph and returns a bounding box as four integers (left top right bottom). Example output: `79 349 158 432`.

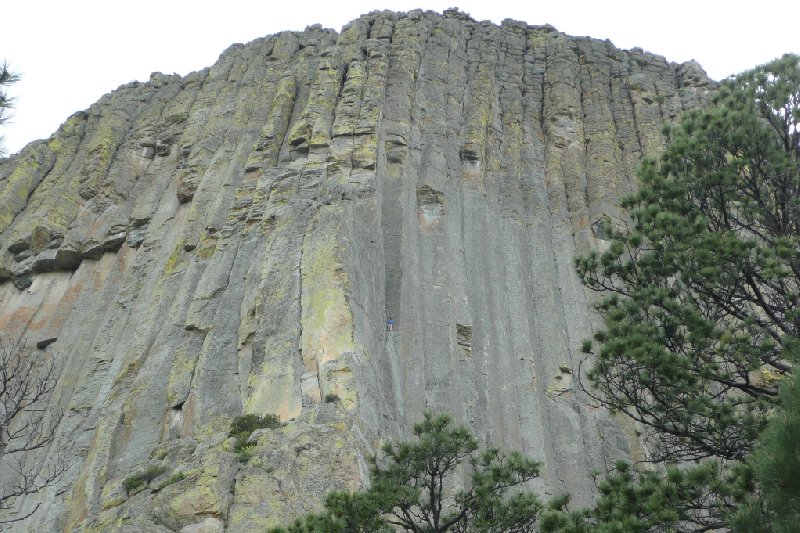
0 9 712 531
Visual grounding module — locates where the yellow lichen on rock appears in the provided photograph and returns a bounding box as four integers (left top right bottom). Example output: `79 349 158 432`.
249 75 297 168
246 358 302 422
226 420 365 531
0 145 54 233
300 207 357 407
137 444 239 530
288 54 343 149
163 240 186 274
167 348 198 408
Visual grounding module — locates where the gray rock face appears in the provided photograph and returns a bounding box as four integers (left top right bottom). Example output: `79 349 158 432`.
0 9 713 531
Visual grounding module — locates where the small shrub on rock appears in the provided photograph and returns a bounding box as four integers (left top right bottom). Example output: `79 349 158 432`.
122 474 144 493
229 413 281 439
229 413 282 458
123 464 166 493
236 443 257 463
155 471 186 491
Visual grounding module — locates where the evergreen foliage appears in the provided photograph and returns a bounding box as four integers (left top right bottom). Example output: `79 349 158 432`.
229 412 282 438
0 60 19 155
730 370 800 531
576 54 800 462
269 412 545 532
121 464 166 493
541 461 753 532
229 413 282 462
154 471 186 491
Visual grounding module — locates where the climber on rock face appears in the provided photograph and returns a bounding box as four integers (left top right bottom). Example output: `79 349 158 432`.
387 318 394 331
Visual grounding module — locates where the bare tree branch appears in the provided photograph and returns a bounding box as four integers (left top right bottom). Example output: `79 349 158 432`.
0 339 65 526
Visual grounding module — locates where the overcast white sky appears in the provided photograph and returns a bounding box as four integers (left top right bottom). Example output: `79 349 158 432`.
2 1 797 155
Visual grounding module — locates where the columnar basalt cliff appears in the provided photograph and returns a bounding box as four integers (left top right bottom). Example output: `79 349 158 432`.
0 9 712 531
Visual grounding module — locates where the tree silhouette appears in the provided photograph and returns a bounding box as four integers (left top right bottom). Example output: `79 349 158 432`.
0 60 20 156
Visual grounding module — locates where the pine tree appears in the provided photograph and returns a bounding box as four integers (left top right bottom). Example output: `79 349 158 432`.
576 54 800 462
270 412 545 532
540 460 755 532
0 60 20 155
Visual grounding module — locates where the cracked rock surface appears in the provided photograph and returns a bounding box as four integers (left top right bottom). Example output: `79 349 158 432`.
0 9 712 531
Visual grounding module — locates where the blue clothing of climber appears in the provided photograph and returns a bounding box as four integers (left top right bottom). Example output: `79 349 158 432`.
387 319 394 331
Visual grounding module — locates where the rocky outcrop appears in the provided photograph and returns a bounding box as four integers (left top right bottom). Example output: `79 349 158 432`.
0 9 712 531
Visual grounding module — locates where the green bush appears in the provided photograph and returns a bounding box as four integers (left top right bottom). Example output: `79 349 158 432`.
229 413 281 438
122 475 144 493
123 464 166 493
237 443 257 463
155 471 186 491
229 413 282 456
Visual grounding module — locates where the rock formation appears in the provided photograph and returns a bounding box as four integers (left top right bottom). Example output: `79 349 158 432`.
0 9 712 531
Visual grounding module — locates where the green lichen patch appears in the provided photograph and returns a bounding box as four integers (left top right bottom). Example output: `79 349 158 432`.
99 496 126 511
